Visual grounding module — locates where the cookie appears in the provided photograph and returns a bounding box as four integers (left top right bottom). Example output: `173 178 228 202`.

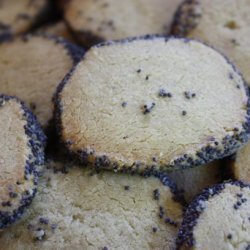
64 0 182 47
36 21 75 42
172 0 250 86
0 0 49 40
168 161 222 203
0 94 46 229
54 36 250 173
0 35 83 127
0 161 183 249
177 181 250 249
231 143 250 183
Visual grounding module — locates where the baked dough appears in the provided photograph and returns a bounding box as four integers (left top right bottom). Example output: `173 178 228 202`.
0 95 46 229
0 161 183 249
0 35 83 127
54 36 250 172
177 181 250 249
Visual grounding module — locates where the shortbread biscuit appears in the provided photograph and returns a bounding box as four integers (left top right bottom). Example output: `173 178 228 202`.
0 161 183 249
64 0 182 46
0 35 83 127
0 95 46 229
177 181 250 249
0 0 48 40
172 0 250 86
54 36 250 172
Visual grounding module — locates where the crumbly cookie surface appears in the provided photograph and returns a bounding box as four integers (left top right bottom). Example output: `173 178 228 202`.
64 0 182 46
0 95 46 229
0 161 183 250
0 35 82 127
55 36 250 172
177 182 250 250
172 0 250 86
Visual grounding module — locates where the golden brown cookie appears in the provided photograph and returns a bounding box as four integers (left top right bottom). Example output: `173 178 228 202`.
0 35 83 127
172 0 250 86
0 0 49 40
177 181 250 249
64 0 182 46
0 94 46 229
0 161 183 249
54 36 250 173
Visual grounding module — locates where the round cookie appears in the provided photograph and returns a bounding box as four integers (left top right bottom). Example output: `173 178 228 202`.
54 36 250 173
0 35 83 127
64 0 183 47
36 21 75 43
168 161 222 203
172 0 250 86
0 161 183 249
0 94 46 229
177 181 250 249
0 0 49 40
232 143 250 183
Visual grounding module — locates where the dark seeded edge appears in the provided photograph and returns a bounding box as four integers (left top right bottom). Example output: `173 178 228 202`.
0 33 84 64
53 35 250 173
176 181 250 249
63 0 172 48
171 0 201 36
0 94 46 229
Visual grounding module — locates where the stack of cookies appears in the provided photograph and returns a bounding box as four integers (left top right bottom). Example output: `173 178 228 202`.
0 0 250 249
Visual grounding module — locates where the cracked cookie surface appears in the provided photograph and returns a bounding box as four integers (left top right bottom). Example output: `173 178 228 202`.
55 36 250 172
0 161 183 250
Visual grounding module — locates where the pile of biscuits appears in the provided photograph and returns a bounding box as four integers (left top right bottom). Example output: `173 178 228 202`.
0 0 250 249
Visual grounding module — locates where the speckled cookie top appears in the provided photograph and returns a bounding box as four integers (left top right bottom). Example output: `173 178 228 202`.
0 34 83 127
177 181 250 250
0 94 46 229
172 0 250 86
0 161 183 249
64 0 182 45
55 36 250 172
0 0 48 38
